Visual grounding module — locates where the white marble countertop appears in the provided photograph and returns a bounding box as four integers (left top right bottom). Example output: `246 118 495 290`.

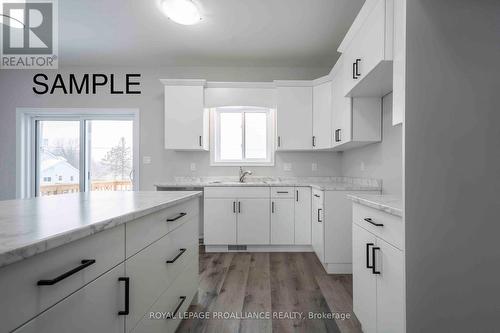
0 191 202 268
155 176 382 192
347 194 403 217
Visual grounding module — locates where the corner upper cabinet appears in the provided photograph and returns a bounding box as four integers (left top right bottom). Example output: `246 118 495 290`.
312 78 333 150
275 81 313 150
331 56 382 151
161 79 209 150
342 0 394 97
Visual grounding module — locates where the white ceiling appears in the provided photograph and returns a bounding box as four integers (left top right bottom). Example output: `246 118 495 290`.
59 0 364 68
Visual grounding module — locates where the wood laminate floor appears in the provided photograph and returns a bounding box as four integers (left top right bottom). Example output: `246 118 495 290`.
176 247 362 333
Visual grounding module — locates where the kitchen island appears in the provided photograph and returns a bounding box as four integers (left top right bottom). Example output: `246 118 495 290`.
0 191 202 333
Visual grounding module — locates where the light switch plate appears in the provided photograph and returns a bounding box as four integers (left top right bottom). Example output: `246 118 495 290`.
142 156 152 164
312 163 318 171
283 163 292 171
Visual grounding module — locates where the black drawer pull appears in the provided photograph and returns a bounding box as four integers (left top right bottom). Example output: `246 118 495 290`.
277 191 289 194
314 194 320 198
272 201 275 213
372 247 381 275
364 217 384 227
166 248 187 264
118 277 130 315
317 208 323 222
366 243 374 269
166 212 187 222
167 296 187 319
37 259 96 286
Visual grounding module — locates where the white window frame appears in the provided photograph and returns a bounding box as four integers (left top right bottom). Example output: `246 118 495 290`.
16 108 140 199
210 106 275 166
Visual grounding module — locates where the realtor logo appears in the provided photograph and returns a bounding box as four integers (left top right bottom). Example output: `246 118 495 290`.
1 0 58 69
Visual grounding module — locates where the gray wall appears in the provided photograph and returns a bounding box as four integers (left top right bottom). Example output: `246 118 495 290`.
0 66 342 200
405 0 500 331
341 93 402 195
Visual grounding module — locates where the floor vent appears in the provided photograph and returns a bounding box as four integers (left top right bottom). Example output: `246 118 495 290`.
228 245 247 251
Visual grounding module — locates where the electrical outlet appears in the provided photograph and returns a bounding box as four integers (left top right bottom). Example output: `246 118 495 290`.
142 156 152 164
283 163 292 171
190 163 197 171
311 163 318 171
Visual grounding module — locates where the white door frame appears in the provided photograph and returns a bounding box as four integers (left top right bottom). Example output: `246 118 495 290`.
16 108 140 198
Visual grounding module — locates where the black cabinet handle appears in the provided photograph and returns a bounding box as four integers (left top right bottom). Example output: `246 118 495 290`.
372 247 381 274
167 296 187 319
355 58 361 77
233 201 236 213
317 208 323 222
352 61 357 79
277 136 281 147
166 248 187 264
166 212 187 222
277 191 289 194
335 129 341 142
238 201 241 213
314 194 320 198
312 136 316 147
366 243 374 269
118 277 130 315
272 201 275 213
37 259 96 286
199 135 202 147
296 190 299 202
364 217 384 227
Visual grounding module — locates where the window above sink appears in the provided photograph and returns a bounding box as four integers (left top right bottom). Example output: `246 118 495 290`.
210 106 275 166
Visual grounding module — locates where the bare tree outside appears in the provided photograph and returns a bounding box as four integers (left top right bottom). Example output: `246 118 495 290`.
100 137 132 180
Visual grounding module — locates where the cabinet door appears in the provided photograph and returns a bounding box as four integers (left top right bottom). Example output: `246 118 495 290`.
276 86 313 150
237 199 270 245
313 81 333 149
14 264 125 333
294 187 312 245
164 85 208 150
352 224 377 333
331 57 352 147
311 192 324 262
271 198 295 244
376 238 405 333
204 198 237 245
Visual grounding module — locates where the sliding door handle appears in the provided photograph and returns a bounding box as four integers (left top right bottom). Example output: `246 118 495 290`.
118 277 130 315
372 247 381 275
366 243 374 269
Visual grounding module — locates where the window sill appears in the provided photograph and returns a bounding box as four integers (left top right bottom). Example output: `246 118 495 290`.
210 161 275 167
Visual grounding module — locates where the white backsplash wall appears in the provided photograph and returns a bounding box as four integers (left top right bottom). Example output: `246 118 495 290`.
0 66 330 200
167 151 342 179
341 93 403 195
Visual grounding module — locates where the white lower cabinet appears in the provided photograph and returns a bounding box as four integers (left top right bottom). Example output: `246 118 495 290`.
203 198 237 245
14 263 126 333
294 187 312 245
237 199 270 244
311 189 325 262
271 198 295 244
352 206 405 333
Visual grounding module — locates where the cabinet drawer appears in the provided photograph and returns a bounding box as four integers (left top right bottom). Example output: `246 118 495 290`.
126 217 198 332
131 257 198 333
126 198 199 257
204 186 270 198
0 225 124 333
353 203 403 250
271 187 295 198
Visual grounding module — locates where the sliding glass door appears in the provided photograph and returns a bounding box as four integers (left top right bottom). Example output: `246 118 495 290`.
35 117 134 196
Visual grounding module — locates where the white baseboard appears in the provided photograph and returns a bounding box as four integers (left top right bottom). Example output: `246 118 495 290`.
323 263 352 274
204 245 313 253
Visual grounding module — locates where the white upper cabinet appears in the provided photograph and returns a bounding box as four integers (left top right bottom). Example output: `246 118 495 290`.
275 81 313 150
162 79 209 151
342 0 394 97
312 78 333 150
331 56 382 151
392 0 405 126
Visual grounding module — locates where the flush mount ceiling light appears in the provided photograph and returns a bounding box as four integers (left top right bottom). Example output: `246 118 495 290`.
161 0 202 25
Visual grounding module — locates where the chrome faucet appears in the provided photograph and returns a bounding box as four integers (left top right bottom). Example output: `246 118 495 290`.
239 167 252 183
